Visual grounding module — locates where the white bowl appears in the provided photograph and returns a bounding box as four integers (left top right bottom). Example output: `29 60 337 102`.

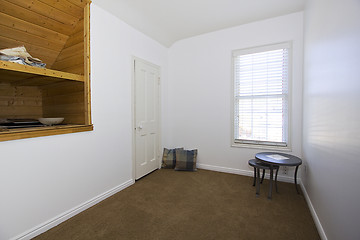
38 118 64 126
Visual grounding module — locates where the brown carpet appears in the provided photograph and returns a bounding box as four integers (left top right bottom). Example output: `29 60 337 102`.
34 169 320 240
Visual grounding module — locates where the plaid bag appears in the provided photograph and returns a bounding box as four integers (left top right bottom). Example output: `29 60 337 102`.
174 149 198 171
162 148 183 168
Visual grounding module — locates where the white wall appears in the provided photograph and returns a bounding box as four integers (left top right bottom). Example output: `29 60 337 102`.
6 2 359 239
303 0 360 239
166 12 303 175
0 4 168 240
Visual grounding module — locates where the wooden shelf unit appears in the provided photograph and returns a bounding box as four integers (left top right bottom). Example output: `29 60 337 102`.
0 0 92 141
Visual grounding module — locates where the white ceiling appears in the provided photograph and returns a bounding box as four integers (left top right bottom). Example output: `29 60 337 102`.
94 0 305 47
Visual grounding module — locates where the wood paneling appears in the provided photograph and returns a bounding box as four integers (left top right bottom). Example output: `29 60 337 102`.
0 83 42 119
59 64 83 75
0 10 68 66
66 0 91 9
38 0 84 18
84 3 91 125
71 18 84 35
0 24 64 51
8 0 79 27
55 42 83 62
62 30 83 48
52 18 84 73
0 0 76 35
0 12 68 43
0 0 86 69
0 36 60 66
52 54 84 73
42 81 85 124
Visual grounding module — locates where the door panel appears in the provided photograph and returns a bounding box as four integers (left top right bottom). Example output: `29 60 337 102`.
134 59 160 180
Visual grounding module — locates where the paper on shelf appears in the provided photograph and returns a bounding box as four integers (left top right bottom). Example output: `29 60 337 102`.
0 46 46 68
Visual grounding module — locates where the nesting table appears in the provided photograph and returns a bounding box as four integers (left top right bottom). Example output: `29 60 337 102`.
255 152 302 199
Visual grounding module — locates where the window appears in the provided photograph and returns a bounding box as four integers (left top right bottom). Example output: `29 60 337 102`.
232 42 291 148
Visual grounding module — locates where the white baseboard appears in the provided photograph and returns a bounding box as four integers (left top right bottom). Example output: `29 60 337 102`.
197 163 250 176
197 163 295 183
12 179 135 240
299 181 328 240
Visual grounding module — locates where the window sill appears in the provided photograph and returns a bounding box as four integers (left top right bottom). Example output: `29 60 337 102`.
231 142 292 152
0 124 93 142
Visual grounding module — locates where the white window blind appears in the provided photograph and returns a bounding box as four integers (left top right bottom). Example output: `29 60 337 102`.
233 43 290 147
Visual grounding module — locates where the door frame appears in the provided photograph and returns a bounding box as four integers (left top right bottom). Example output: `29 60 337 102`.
131 56 162 181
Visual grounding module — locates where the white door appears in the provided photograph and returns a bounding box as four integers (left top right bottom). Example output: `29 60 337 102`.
134 58 160 180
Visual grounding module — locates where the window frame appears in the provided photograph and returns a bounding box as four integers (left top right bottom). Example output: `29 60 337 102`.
231 42 292 150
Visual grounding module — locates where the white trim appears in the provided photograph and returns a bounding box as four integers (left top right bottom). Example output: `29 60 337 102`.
198 163 249 176
230 41 293 151
197 163 296 183
12 179 134 240
232 42 291 56
300 181 328 240
231 142 292 152
131 57 136 181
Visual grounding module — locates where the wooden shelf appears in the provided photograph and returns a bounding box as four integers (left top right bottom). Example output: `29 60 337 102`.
0 1 92 141
0 60 84 86
0 124 93 141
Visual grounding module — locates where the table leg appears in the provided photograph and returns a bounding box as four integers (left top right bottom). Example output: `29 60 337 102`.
256 168 260 196
261 169 265 183
294 165 300 194
275 167 279 193
268 165 273 199
253 167 256 186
